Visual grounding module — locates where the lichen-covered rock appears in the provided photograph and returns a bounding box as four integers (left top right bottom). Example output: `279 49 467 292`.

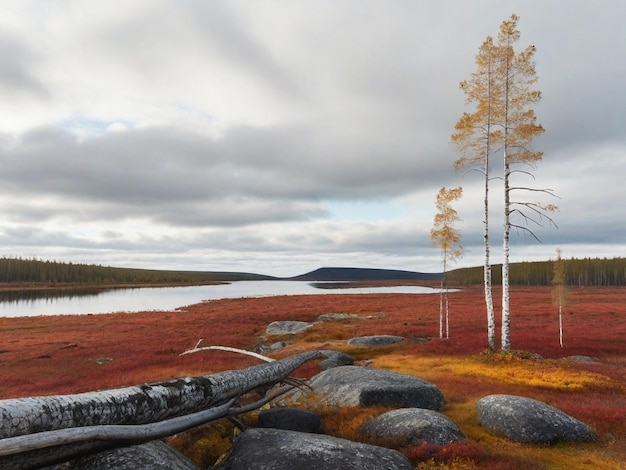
316 313 360 321
257 407 322 433
359 408 465 446
319 350 354 370
265 321 311 335
285 366 444 410
347 335 405 347
476 394 596 444
216 428 413 470
57 440 198 469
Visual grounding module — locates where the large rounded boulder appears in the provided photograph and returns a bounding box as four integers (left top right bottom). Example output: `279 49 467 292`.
285 366 444 410
359 408 465 446
216 428 413 470
59 440 198 469
476 394 596 444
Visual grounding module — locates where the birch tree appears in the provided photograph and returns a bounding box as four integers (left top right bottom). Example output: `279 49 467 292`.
454 14 556 352
431 186 463 339
452 36 503 350
552 248 567 347
496 14 556 351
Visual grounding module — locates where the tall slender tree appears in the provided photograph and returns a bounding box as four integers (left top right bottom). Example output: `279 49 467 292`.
431 186 463 339
452 37 503 350
453 14 556 351
496 15 556 351
552 248 567 348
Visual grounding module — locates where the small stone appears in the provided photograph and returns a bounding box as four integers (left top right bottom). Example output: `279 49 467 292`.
95 357 114 365
348 335 405 347
319 350 354 370
568 355 598 363
316 313 360 321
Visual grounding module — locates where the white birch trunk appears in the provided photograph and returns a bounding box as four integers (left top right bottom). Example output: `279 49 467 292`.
559 304 563 348
502 158 511 352
445 288 450 339
440 255 447 339
484 152 496 350
439 278 444 339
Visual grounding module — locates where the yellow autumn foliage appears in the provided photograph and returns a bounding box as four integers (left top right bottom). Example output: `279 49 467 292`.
374 353 621 393
446 356 621 393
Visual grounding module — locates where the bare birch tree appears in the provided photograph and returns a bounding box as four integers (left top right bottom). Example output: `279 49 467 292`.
431 186 463 339
454 14 556 352
452 36 503 350
552 248 567 347
496 14 556 351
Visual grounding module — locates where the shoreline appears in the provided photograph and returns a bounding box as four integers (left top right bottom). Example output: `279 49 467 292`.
0 280 228 293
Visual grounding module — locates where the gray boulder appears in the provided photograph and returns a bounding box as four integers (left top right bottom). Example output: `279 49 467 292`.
319 350 354 370
359 408 465 446
257 407 322 433
216 428 413 470
286 366 444 410
476 394 596 444
267 341 287 351
265 321 311 335
57 440 198 469
348 335 405 347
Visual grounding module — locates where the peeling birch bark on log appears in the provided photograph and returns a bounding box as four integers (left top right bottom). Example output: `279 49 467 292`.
0 350 322 469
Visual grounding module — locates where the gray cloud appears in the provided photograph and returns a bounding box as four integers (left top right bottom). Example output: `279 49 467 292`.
0 1 624 276
0 32 48 98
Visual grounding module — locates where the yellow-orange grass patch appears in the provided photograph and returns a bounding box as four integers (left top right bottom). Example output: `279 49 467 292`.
373 353 622 394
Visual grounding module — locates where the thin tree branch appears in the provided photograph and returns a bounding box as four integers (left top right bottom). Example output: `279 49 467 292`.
0 399 238 458
180 343 275 363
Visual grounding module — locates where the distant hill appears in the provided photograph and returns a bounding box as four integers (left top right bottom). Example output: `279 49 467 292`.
11 256 626 287
287 267 441 282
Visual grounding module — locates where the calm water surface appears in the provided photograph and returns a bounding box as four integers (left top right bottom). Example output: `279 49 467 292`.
0 281 440 317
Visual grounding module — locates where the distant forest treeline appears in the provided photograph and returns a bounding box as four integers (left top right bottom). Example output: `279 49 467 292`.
0 257 272 284
1 256 625 286
448 257 626 287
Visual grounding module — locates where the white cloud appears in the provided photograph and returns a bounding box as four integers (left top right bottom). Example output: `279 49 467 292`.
0 0 624 276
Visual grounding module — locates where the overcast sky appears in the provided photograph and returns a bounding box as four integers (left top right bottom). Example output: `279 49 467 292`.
0 1 624 277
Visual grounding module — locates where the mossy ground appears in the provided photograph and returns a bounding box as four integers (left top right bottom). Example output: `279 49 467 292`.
1 285 625 468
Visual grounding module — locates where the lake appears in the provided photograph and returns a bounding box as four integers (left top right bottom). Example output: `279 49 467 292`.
0 281 441 317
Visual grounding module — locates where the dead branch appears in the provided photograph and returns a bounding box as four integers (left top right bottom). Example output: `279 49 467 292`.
0 398 238 457
180 342 275 363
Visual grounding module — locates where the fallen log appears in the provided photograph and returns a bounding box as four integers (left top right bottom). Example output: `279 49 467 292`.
0 350 322 469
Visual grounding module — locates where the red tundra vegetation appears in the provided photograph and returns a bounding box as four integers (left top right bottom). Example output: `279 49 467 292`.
0 285 625 469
